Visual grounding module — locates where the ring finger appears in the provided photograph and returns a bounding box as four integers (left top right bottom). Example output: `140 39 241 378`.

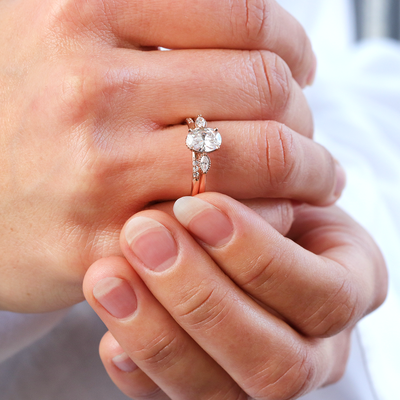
125 121 344 206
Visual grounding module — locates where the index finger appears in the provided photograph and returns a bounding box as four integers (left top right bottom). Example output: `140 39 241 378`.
105 0 316 87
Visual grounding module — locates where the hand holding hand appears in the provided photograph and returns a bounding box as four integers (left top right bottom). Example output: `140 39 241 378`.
84 194 387 399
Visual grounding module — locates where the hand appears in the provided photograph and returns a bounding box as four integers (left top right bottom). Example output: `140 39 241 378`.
0 0 341 312
84 194 387 399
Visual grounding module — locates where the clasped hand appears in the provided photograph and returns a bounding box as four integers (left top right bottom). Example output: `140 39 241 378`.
0 0 388 398
84 194 387 399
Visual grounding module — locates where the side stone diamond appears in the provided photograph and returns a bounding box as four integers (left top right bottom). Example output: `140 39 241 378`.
200 155 211 174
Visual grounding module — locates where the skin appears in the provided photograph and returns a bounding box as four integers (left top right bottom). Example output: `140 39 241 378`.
0 0 386 398
84 194 388 400
0 0 341 313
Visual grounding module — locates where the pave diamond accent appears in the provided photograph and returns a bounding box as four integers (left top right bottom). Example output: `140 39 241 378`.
186 128 222 153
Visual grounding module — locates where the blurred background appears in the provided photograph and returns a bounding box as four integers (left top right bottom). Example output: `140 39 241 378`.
355 0 400 40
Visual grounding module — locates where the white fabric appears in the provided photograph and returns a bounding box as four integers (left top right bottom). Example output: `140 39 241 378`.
0 302 129 400
282 1 400 399
0 309 68 364
1 0 400 398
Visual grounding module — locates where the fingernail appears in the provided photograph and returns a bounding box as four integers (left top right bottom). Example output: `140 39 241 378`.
125 217 177 272
93 277 137 319
173 197 233 247
334 161 347 198
306 53 317 86
112 352 138 373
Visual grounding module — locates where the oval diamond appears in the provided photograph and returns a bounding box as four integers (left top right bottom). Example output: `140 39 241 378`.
186 130 204 152
204 130 221 153
186 128 222 153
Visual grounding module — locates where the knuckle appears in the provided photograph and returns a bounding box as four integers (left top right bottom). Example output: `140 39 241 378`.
241 0 271 43
58 66 97 123
245 345 316 400
302 280 359 338
175 280 233 332
60 142 118 213
47 0 108 37
56 61 125 123
53 59 143 159
50 61 144 219
267 54 293 118
262 121 297 192
132 330 183 372
236 248 284 296
248 51 292 119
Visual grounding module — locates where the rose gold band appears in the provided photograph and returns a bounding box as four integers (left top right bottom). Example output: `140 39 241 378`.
191 151 207 196
185 118 195 130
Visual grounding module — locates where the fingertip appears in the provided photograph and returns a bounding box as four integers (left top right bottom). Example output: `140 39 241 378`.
82 256 137 318
120 209 176 252
82 256 135 304
173 196 195 226
100 331 123 362
322 161 347 206
99 332 162 399
112 352 139 373
173 195 234 247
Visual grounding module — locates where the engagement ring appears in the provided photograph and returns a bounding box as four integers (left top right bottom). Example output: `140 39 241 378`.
185 116 221 196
